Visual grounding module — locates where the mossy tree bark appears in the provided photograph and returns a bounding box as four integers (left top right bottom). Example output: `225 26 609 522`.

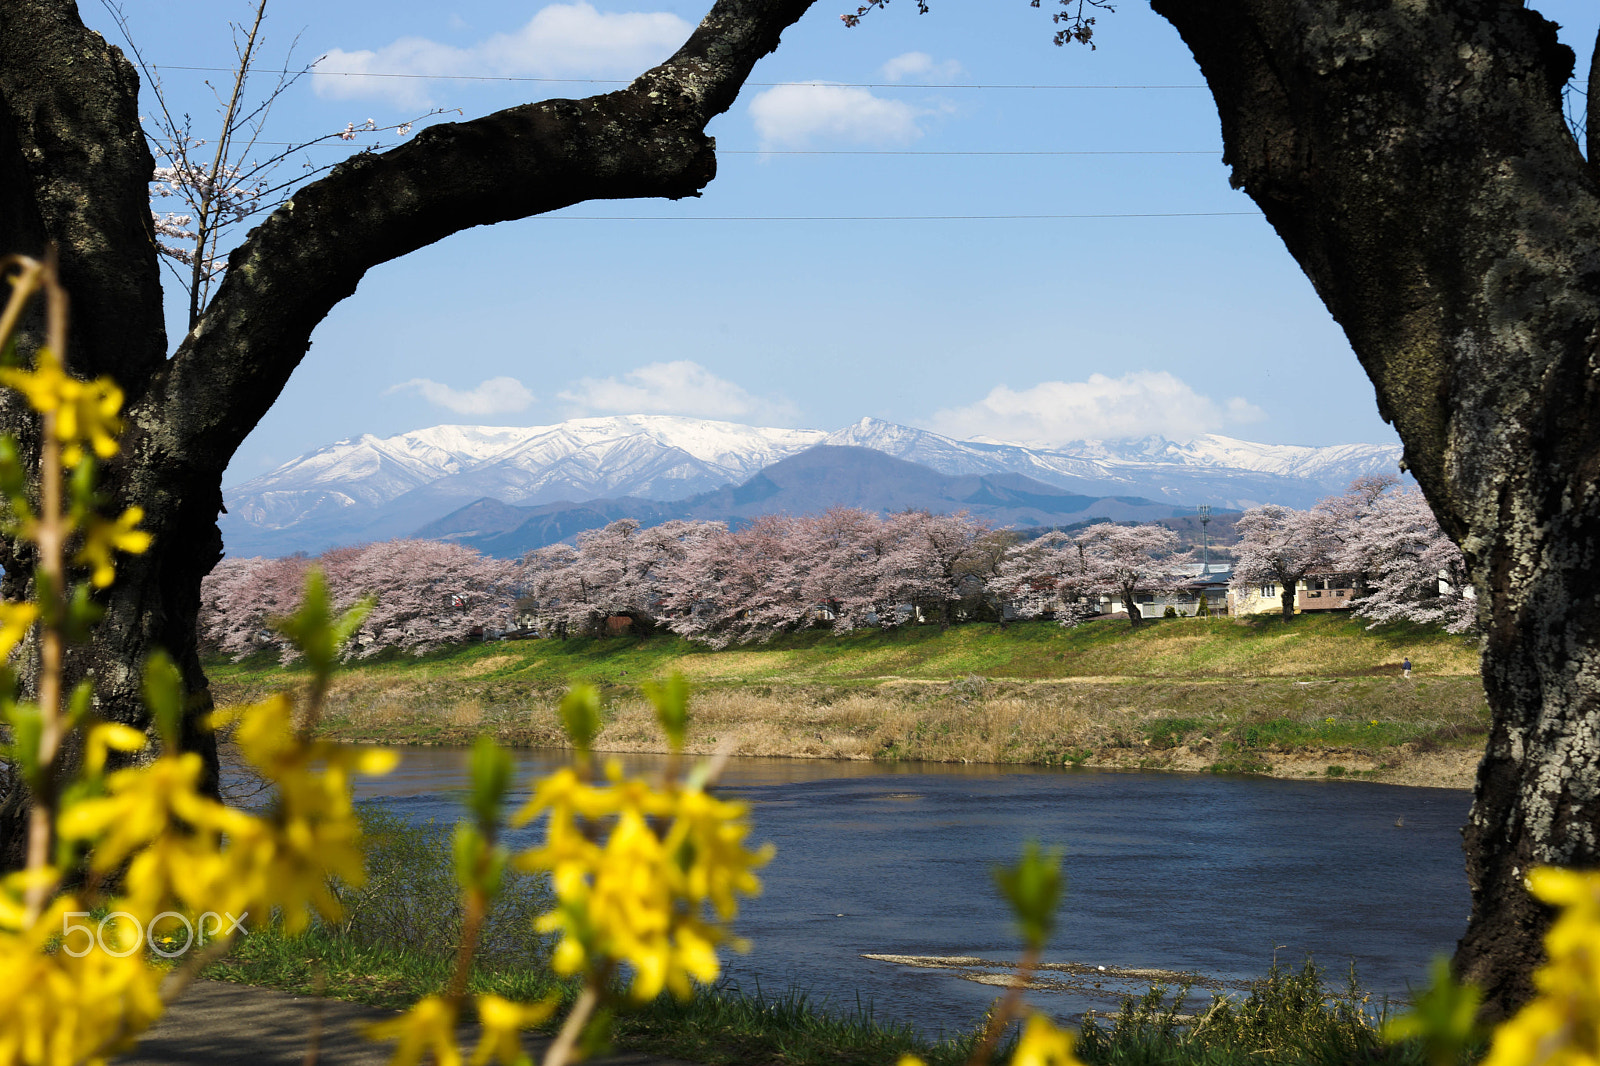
1151 0 1600 1019
0 0 815 867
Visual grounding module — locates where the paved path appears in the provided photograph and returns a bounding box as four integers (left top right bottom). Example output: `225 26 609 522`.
116 981 696 1066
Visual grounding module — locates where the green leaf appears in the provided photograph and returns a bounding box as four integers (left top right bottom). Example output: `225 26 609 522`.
468 734 512 836
453 820 485 890
63 582 103 643
559 685 603 758
3 700 42 787
643 672 691 752
993 840 1065 953
0 435 27 503
1383 957 1483 1066
67 455 97 515
451 820 508 897
142 650 184 749
64 679 93 728
274 568 372 677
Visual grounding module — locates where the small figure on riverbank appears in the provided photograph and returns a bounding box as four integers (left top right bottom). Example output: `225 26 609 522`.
1402 656 1412 679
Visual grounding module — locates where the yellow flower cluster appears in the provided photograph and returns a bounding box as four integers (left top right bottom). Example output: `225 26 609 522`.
1484 868 1600 1066
897 1012 1081 1066
75 509 152 589
0 701 394 1066
0 347 123 467
0 892 165 1066
1011 1014 1081 1066
366 992 558 1066
513 761 773 1001
0 343 149 589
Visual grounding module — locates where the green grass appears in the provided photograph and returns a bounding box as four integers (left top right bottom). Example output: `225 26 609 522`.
206 613 1479 697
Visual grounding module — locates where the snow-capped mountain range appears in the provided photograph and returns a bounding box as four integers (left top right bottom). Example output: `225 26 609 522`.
220 415 1404 557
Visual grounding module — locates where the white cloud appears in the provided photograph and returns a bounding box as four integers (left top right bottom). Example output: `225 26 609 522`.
386 375 536 416
314 3 691 107
929 371 1267 446
559 361 798 422
748 83 926 150
880 51 962 82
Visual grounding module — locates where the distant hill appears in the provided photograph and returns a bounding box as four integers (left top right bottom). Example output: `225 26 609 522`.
220 414 1402 556
415 446 1198 557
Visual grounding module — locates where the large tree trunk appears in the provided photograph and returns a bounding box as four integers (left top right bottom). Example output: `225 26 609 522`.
0 0 815 868
1151 0 1600 1018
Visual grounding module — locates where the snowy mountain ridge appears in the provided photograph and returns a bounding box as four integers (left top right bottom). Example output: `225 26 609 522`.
221 415 1403 556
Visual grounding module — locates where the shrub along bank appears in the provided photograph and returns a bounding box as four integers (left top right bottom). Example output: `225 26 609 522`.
208 615 1488 788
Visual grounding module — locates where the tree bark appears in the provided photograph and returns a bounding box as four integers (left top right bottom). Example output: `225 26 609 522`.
1121 581 1143 627
1151 0 1600 1018
0 0 816 867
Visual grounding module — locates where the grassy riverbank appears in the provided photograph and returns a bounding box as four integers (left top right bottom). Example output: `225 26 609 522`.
209 614 1489 789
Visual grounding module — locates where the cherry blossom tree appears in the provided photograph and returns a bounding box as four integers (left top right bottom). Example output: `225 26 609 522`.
788 507 882 632
1312 474 1401 600
1077 522 1191 628
197 553 311 658
872 511 994 630
1230 506 1338 623
659 517 798 646
328 539 519 656
1334 486 1478 634
992 531 1095 626
520 542 592 639
522 519 723 639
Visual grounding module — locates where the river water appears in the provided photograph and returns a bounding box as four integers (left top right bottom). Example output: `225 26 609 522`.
353 750 1472 1035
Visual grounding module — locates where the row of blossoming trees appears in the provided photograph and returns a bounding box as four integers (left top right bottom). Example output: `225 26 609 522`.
199 475 1475 658
201 539 521 659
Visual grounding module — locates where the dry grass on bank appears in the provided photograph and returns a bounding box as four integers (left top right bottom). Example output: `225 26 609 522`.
291 674 1488 790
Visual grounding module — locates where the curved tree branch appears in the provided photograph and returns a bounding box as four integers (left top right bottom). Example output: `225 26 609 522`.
148 0 815 477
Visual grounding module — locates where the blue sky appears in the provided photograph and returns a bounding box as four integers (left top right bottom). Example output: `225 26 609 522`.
93 0 1599 484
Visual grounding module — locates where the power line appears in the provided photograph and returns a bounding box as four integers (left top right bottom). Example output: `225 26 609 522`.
539 210 1256 220
142 136 1220 156
150 64 1207 91
727 149 1218 156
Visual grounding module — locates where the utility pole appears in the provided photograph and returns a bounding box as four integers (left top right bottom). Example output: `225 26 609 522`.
1198 505 1212 575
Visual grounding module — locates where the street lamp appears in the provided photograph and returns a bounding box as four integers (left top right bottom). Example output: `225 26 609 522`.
1198 505 1212 575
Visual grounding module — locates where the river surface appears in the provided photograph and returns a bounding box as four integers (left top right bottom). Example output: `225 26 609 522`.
353 750 1472 1035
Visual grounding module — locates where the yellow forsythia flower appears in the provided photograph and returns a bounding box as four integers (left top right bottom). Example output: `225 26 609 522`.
514 760 772 1001
365 996 461 1066
0 346 124 464
470 994 560 1066
57 751 226 874
209 695 397 934
0 602 36 661
75 507 152 588
1012 1012 1083 1066
0 893 166 1066
1483 867 1600 1066
83 721 148 777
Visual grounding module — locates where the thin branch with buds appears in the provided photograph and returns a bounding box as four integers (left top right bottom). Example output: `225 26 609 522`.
98 0 451 327
842 0 1114 48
